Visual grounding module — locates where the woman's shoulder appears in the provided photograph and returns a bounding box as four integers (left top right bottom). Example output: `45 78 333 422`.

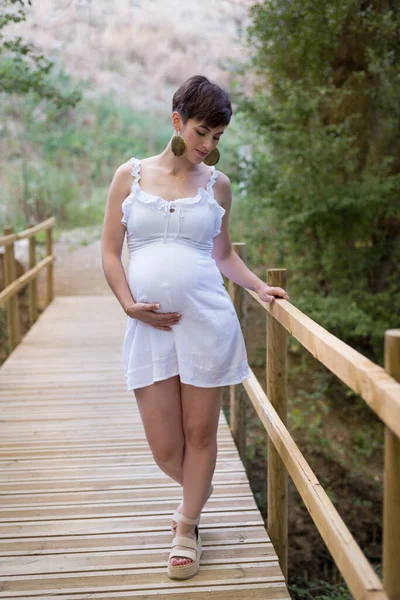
115 157 137 177
213 169 232 209
112 158 142 196
214 169 231 193
116 155 153 183
214 168 230 186
118 156 141 172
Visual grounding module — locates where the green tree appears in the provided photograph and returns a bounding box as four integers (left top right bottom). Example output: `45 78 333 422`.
0 0 81 107
237 0 400 361
0 0 83 226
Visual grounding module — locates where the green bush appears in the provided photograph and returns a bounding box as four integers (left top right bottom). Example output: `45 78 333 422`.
235 0 400 364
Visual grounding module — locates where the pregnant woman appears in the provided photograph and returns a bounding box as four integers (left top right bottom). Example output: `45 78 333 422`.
101 75 289 580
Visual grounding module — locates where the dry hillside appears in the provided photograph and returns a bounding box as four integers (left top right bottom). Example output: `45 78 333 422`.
7 0 255 112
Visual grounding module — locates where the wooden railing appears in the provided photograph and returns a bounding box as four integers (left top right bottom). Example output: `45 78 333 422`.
0 217 55 354
228 242 400 600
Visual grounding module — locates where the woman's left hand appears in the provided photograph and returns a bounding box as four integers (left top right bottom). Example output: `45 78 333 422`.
256 283 290 304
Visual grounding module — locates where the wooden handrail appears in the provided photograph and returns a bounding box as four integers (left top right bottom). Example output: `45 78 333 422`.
243 368 389 600
0 217 55 246
247 287 400 440
228 242 400 600
1 218 55 355
0 255 53 305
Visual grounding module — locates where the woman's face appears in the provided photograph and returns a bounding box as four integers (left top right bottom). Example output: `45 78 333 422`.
173 113 226 164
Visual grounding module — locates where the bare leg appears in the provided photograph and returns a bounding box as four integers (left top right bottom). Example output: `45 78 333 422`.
170 383 223 567
134 376 184 485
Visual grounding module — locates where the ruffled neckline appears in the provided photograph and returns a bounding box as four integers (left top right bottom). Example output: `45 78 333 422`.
137 182 203 205
135 182 225 217
121 157 225 227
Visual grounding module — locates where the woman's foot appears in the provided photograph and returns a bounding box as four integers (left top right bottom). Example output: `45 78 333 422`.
169 520 198 567
171 483 214 534
167 513 202 580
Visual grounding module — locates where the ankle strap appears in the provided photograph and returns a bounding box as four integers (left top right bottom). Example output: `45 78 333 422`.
178 513 200 525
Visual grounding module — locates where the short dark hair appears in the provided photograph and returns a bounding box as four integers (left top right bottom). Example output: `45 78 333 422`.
172 75 232 128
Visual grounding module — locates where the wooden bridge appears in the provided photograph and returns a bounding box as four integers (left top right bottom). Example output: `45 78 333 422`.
1 219 399 599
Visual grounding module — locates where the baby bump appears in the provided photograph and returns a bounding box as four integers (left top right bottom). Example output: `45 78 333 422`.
128 244 222 312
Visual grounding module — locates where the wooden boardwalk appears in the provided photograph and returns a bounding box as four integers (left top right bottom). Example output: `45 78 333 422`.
0 296 291 599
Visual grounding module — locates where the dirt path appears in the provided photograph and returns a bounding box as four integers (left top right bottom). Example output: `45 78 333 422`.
37 225 129 301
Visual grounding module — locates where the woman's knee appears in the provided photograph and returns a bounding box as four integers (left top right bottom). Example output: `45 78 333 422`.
180 384 222 450
151 438 184 466
184 425 216 450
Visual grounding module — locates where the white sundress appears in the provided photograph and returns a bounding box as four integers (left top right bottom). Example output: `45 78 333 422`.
121 157 250 391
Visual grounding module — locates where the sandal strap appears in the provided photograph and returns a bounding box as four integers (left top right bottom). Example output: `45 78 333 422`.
169 547 196 561
171 509 181 523
171 484 214 526
177 513 200 525
171 535 198 550
174 512 200 526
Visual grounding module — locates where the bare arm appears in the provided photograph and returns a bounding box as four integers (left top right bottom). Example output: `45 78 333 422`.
101 162 182 331
212 173 289 304
101 162 136 313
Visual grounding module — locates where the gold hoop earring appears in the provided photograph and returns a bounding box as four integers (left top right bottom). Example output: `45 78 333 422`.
171 131 186 156
203 147 220 166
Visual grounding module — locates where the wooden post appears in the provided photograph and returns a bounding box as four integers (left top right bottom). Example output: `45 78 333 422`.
266 267 288 580
383 329 400 600
28 223 38 326
4 227 20 352
46 226 54 305
228 242 247 463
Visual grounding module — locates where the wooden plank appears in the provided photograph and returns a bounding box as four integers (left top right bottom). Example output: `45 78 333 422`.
0 543 277 575
27 584 289 600
0 487 252 508
0 472 251 495
0 510 264 538
0 498 258 521
0 450 240 470
5 583 289 600
0 492 252 509
0 432 235 443
0 450 242 475
0 296 290 599
0 525 271 556
0 563 284 595
0 442 236 459
0 463 245 482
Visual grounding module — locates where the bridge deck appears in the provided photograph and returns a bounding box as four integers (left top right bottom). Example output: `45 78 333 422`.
0 296 290 599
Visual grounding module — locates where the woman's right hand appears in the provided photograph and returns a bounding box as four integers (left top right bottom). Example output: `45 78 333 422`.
127 303 182 332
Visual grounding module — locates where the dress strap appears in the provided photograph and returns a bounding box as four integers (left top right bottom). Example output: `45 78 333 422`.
206 166 218 197
128 157 141 187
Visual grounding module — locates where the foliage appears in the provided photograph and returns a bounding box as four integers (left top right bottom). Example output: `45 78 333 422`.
0 0 83 230
0 84 167 229
0 70 247 231
0 0 81 107
235 0 400 363
289 579 353 600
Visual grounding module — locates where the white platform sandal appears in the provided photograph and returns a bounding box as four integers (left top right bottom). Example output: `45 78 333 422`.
171 483 214 534
167 513 202 580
